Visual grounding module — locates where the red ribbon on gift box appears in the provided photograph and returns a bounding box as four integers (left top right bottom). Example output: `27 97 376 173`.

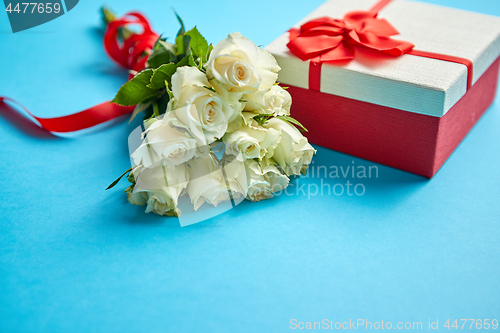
287 0 474 92
0 11 157 134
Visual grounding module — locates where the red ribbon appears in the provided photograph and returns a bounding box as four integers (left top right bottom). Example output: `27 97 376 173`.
287 13 414 62
103 12 159 77
1 12 158 134
288 0 473 92
0 96 134 133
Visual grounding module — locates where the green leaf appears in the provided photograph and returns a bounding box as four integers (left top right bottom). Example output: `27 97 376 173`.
148 39 177 69
277 115 308 132
112 69 160 106
186 26 208 64
157 39 174 50
143 105 154 120
206 43 213 61
152 100 160 117
129 101 152 124
150 55 190 92
148 63 178 89
157 92 170 115
175 34 184 56
253 114 273 126
148 49 176 69
175 34 191 56
165 81 174 99
141 94 163 104
173 10 185 37
188 53 197 67
175 55 190 68
106 167 133 190
127 171 135 184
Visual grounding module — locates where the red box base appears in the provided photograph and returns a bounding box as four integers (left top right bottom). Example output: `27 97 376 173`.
287 57 500 178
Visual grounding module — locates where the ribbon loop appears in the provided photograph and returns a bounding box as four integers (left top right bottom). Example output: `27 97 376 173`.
287 11 414 64
103 12 159 73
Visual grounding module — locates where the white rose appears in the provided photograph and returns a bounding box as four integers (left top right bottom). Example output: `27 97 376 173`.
125 186 148 206
245 160 272 202
134 161 188 193
133 162 189 216
264 118 316 176
145 191 179 216
223 123 280 161
168 66 238 144
244 159 289 202
244 85 291 116
131 115 197 168
206 32 281 97
187 154 246 210
260 158 289 193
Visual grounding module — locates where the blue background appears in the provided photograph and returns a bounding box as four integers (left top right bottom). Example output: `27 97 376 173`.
1 0 499 332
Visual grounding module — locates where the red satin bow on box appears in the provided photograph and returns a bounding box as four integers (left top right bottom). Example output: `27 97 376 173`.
286 0 473 92
287 11 414 62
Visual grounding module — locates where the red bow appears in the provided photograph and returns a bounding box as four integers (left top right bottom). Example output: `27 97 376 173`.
104 12 159 74
287 10 414 62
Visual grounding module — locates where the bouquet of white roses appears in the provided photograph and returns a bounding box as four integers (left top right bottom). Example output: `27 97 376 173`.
107 11 316 218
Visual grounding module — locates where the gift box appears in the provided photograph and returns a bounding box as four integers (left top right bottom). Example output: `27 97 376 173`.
265 0 500 178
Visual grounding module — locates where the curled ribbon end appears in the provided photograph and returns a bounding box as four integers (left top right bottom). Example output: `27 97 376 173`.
104 12 159 72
